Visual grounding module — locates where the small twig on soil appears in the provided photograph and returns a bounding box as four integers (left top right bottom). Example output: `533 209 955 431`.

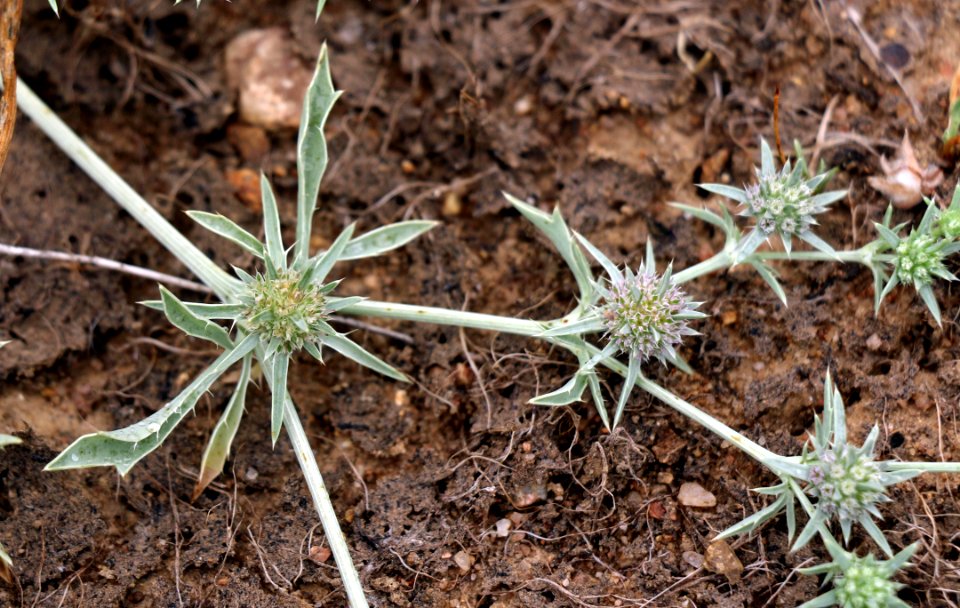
0 243 212 293
165 459 185 608
329 316 414 345
247 525 292 591
773 84 785 164
459 297 493 430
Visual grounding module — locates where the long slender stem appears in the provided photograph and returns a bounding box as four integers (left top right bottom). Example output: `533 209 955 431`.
283 397 369 608
752 249 868 263
887 461 960 473
14 77 239 299
340 300 547 336
673 249 734 284
340 299 805 477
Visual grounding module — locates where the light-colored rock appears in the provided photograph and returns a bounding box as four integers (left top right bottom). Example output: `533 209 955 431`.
225 28 314 131
453 550 474 573
677 482 716 508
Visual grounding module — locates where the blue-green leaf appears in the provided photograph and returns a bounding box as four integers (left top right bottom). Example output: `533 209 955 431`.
45 335 258 475
293 44 343 266
270 354 289 445
159 286 234 350
322 333 409 382
187 211 264 259
261 174 285 273
193 355 252 501
340 221 438 261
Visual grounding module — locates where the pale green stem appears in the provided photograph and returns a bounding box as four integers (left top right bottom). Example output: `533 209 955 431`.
282 396 369 607
17 77 368 606
673 249 734 284
887 461 960 473
340 299 804 477
753 249 869 263
14 77 240 299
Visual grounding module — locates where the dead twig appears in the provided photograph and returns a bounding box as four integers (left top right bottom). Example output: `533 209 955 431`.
0 0 23 176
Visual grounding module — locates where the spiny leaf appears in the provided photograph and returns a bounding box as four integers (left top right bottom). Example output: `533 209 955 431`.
141 300 244 320
293 44 343 266
504 193 595 304
530 373 590 406
270 354 290 446
192 355 252 501
697 183 748 204
187 211 264 259
159 286 234 350
303 223 355 287
340 221 438 261
45 335 258 475
321 333 409 382
261 174 285 273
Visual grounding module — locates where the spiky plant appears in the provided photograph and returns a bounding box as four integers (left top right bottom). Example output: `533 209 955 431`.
799 536 917 608
699 138 846 261
873 200 960 326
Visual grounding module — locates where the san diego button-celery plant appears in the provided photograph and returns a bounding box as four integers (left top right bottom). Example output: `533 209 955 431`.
799 536 917 608
874 199 960 325
699 138 846 260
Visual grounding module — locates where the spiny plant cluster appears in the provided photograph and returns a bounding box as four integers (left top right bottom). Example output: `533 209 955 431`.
597 262 702 365
8 4 960 606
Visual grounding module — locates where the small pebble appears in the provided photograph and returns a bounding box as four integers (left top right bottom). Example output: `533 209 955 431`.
495 518 512 537
244 466 259 482
309 545 332 563
704 540 743 581
514 95 534 116
453 550 475 573
866 333 883 351
678 482 716 508
442 191 463 217
682 550 704 569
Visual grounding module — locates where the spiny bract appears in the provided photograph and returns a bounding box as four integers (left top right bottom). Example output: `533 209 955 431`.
598 265 700 365
239 270 331 353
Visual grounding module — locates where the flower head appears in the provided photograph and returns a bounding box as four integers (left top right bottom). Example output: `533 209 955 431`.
239 270 332 354
599 265 700 365
799 536 917 608
874 200 960 326
700 138 846 260
799 373 922 555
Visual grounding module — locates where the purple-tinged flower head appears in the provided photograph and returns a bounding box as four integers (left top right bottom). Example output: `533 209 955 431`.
598 265 701 365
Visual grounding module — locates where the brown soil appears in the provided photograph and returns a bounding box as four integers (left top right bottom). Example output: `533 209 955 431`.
2 0 960 606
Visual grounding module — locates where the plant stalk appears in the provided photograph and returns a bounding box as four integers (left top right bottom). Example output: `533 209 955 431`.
340 299 804 477
282 396 369 607
14 77 239 299
673 249 734 284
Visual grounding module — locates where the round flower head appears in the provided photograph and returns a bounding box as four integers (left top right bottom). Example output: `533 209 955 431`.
700 138 846 260
799 537 916 608
239 270 331 353
835 555 901 608
599 265 701 365
893 231 948 286
804 443 885 526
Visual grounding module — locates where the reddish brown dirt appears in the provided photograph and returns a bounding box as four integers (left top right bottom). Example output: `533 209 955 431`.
1 0 960 606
